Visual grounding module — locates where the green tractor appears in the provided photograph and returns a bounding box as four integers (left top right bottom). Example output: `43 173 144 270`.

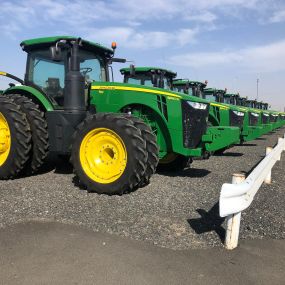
120 66 211 168
0 36 210 194
120 67 241 156
242 99 273 134
221 93 262 142
202 88 255 143
172 81 241 153
233 97 271 135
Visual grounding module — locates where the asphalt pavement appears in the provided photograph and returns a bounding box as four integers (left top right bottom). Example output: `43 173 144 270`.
0 221 284 285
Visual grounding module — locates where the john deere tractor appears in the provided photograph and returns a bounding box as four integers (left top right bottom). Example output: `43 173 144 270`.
221 92 264 142
0 36 210 194
240 99 272 134
120 66 213 169
172 81 241 153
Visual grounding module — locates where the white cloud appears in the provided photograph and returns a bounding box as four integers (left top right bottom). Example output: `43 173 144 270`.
86 27 198 49
0 0 282 38
169 39 285 73
0 0 284 52
185 11 218 23
269 9 285 23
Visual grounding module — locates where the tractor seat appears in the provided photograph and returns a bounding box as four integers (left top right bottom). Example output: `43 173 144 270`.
45 78 64 105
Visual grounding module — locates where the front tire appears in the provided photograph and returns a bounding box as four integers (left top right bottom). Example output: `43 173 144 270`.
125 115 159 186
71 113 147 195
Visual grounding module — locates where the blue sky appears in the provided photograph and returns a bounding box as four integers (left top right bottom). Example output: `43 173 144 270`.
0 0 285 110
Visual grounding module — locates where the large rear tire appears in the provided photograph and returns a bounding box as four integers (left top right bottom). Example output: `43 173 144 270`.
125 115 159 186
71 113 147 195
7 94 49 174
0 96 31 179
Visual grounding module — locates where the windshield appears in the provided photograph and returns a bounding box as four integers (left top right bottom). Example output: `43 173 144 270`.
173 84 194 96
204 94 216 102
125 73 172 90
224 97 232 104
125 74 153 87
26 48 107 106
162 76 172 90
173 85 186 93
191 85 204 98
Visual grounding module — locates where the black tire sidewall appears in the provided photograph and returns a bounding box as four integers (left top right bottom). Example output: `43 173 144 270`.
72 117 143 194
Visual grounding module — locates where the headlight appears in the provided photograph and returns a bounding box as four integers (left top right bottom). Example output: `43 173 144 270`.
272 114 278 117
187 101 208 110
250 112 259 117
263 113 269 117
233 110 244 117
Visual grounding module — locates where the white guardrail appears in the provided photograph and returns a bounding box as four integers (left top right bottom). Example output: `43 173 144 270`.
219 134 285 250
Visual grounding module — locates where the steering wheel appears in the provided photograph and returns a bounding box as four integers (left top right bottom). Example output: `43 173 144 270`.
80 67 92 76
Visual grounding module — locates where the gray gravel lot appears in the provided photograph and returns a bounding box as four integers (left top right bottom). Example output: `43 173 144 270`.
0 127 284 250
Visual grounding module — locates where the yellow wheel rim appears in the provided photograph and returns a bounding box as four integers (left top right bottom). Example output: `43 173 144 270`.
79 128 127 184
159 153 178 164
0 112 11 166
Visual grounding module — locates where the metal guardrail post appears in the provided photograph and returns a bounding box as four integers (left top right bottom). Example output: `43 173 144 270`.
264 147 273 184
224 173 245 250
221 133 285 250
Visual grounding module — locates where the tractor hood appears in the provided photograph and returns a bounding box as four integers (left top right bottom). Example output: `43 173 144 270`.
90 81 210 104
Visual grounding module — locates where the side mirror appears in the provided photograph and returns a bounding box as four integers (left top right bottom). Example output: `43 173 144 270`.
50 46 62 61
129 64 135 76
151 73 158 86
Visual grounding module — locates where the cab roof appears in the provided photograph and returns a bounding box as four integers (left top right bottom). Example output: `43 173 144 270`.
173 79 206 87
20 36 113 55
120 66 177 77
204 87 226 94
224 93 239 97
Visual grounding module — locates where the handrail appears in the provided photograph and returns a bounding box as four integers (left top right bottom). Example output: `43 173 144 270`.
219 134 285 249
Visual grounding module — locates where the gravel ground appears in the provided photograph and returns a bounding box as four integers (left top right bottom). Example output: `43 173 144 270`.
0 127 284 250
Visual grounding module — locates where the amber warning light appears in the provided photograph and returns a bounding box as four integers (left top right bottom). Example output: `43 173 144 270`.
111 42 117 50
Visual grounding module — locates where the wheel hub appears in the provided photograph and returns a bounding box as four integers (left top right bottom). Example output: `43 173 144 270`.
0 113 11 166
80 128 127 184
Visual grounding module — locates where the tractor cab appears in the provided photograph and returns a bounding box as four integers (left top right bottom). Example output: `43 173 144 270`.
236 97 248 107
21 36 115 108
203 88 225 103
172 79 207 99
261 103 269 110
245 99 262 109
120 67 176 90
222 93 239 105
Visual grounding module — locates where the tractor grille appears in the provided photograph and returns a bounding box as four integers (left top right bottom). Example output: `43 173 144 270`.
249 112 259 126
262 114 269 124
181 100 209 148
229 110 244 127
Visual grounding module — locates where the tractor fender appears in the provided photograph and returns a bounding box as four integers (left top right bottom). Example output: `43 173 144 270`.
3 85 54 112
119 103 173 156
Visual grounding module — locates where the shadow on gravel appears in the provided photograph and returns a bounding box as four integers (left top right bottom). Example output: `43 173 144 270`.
188 203 225 243
237 143 257 147
33 154 73 176
158 168 211 178
214 152 243 157
255 137 266 140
